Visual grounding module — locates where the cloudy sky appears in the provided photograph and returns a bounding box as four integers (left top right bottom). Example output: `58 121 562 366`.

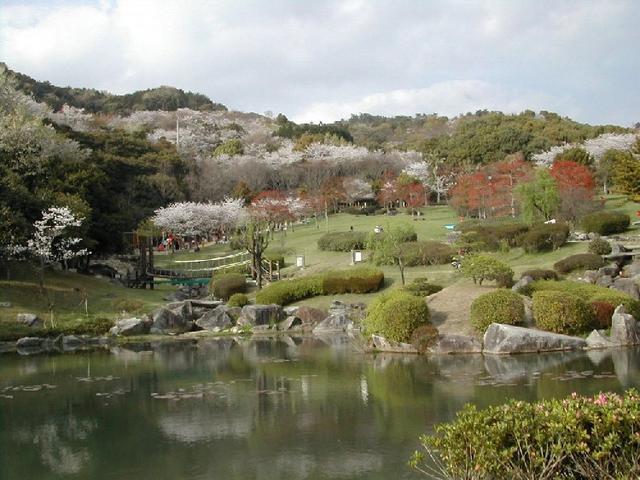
1 0 638 125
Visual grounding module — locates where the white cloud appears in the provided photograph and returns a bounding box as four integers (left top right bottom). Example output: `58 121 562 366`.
0 0 637 125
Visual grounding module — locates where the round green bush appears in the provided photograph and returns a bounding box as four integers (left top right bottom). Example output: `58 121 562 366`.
532 290 595 334
588 237 612 255
402 277 443 297
521 222 570 253
210 273 247 300
582 211 630 235
227 293 249 308
553 253 605 274
365 290 430 343
470 289 525 333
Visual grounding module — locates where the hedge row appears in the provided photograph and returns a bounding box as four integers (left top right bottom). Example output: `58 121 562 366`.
520 222 570 253
525 279 640 323
413 390 640 479
317 231 368 251
364 290 430 343
255 267 384 305
371 240 454 267
553 253 605 273
582 211 630 235
456 220 569 253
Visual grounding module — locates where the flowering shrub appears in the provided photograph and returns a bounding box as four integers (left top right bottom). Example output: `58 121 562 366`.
411 390 640 479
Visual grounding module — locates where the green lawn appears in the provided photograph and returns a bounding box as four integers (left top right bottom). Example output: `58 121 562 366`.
2 197 637 336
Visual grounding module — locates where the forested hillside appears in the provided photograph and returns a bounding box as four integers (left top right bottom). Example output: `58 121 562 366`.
1 63 226 114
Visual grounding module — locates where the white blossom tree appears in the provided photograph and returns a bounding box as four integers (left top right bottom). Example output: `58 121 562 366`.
10 207 89 326
403 156 454 204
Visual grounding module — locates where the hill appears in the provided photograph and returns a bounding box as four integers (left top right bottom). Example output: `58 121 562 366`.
1 63 226 114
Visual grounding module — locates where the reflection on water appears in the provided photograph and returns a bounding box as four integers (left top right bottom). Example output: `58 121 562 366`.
1 337 640 480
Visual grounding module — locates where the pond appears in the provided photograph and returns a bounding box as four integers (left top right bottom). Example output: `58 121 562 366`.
1 336 640 480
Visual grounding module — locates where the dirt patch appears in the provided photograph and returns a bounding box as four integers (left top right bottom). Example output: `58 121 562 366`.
426 281 497 338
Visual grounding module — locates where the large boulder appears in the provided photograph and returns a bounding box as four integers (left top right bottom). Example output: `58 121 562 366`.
595 275 613 288
622 261 640 278
294 306 328 327
110 317 149 336
150 307 192 334
169 301 194 322
16 313 43 328
313 313 355 333
512 275 533 292
428 334 483 354
598 265 620 277
277 316 303 331
585 329 618 349
238 304 284 326
582 270 600 284
483 323 586 354
611 278 640 300
16 337 45 348
195 306 233 332
369 334 418 353
610 305 640 345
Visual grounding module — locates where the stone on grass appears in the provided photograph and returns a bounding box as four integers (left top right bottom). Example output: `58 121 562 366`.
582 270 600 284
595 275 613 288
610 305 640 345
16 313 43 328
611 278 640 300
483 323 586 354
110 318 149 336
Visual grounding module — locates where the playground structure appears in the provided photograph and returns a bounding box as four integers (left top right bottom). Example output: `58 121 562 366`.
124 234 280 288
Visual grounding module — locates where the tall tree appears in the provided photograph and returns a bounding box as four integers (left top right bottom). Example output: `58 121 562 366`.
516 169 560 222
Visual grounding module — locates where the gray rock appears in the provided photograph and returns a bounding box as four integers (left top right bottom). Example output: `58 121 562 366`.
151 307 192 334
483 323 586 354
294 306 328 327
190 300 223 309
62 335 84 348
110 317 149 336
622 261 640 278
585 329 618 349
313 313 355 333
283 306 300 317
0 302 12 308
582 270 600 284
169 301 194 322
611 278 640 300
16 337 44 348
252 324 272 332
195 306 233 331
512 275 534 292
239 304 284 326
428 334 483 354
369 334 418 353
16 313 43 328
610 305 640 345
596 275 613 288
598 265 619 277
226 306 243 320
278 316 303 331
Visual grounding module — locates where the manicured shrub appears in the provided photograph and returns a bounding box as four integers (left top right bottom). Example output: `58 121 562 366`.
582 210 630 235
532 290 595 334
520 222 570 253
470 289 525 333
375 228 418 244
520 268 558 281
321 267 384 294
255 268 385 305
526 279 640 320
365 290 430 343
255 276 323 305
411 324 440 353
553 253 605 273
411 390 640 480
590 300 615 328
588 237 612 255
457 220 529 249
317 231 368 251
402 278 443 297
210 273 247 300
461 254 514 287
227 293 249 308
65 317 115 336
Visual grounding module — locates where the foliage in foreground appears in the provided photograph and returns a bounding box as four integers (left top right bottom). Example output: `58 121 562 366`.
532 290 595 335
470 289 524 333
411 390 640 480
364 289 430 343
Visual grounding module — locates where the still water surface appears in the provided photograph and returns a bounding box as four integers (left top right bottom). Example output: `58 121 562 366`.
1 336 639 480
